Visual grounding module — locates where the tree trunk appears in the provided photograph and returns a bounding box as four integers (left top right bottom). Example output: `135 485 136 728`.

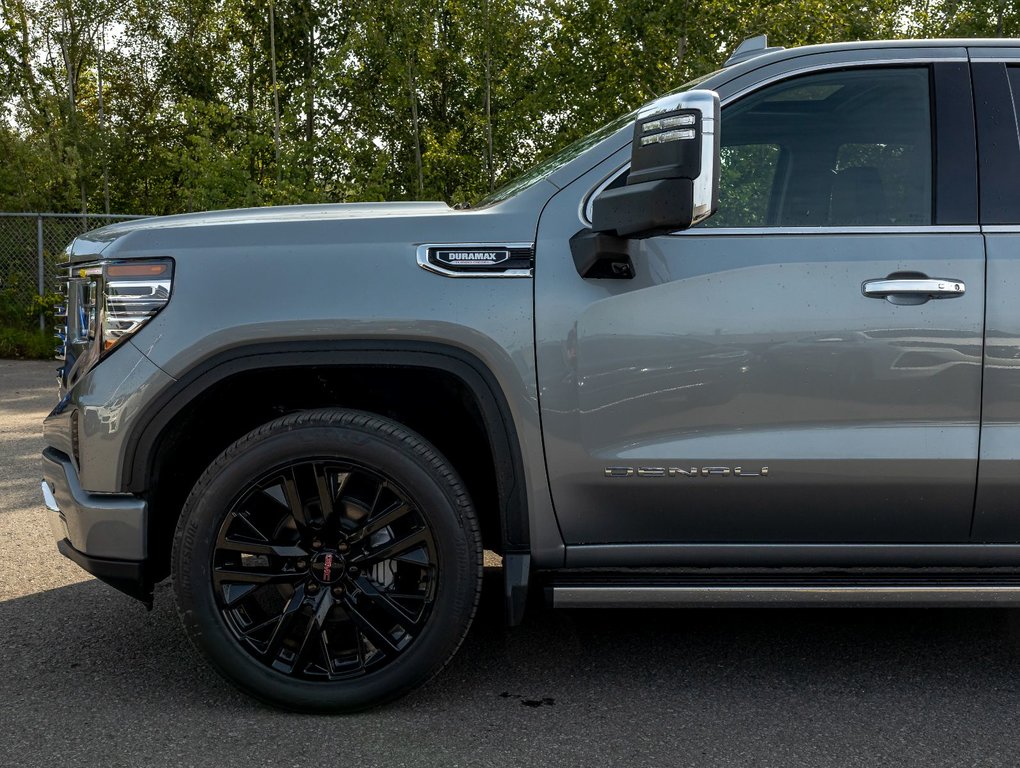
484 0 493 191
270 0 281 181
408 60 424 197
60 11 87 215
98 24 110 214
304 4 316 188
247 27 256 184
7 1 45 123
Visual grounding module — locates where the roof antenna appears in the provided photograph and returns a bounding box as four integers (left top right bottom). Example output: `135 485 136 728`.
725 34 785 66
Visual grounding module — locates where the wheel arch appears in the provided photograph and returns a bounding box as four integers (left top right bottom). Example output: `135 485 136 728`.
123 340 531 569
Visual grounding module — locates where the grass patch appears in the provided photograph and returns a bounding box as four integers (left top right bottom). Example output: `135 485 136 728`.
0 327 56 360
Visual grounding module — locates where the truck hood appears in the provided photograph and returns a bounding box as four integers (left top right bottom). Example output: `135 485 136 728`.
66 202 459 262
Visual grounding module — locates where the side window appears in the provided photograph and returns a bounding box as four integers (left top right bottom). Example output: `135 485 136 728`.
709 144 781 227
701 67 933 228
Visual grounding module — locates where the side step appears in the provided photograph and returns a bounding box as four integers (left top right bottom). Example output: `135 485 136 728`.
550 582 1020 609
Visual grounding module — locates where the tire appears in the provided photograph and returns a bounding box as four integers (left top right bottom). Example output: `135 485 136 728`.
171 408 482 712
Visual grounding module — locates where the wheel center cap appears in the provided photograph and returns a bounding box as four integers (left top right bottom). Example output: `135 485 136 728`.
311 550 345 584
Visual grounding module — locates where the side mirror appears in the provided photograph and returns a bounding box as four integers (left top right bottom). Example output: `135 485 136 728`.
591 90 720 238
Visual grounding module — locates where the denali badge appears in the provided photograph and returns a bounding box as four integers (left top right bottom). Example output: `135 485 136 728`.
604 466 769 478
435 249 510 267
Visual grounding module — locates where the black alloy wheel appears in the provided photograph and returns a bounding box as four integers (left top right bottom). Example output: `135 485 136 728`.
214 459 438 679
172 409 482 712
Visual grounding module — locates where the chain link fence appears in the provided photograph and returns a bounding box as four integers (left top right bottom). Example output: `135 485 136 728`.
0 212 150 333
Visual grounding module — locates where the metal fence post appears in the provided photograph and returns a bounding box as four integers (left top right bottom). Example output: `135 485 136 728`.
37 214 44 333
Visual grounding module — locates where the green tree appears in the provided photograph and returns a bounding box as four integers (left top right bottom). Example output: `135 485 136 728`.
2 0 1000 217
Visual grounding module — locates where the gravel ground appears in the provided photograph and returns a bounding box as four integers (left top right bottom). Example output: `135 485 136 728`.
3 358 1020 767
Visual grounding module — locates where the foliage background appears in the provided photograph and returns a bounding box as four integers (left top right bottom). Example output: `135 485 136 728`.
1 0 1017 217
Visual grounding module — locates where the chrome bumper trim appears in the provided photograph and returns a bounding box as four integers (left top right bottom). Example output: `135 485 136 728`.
41 480 59 513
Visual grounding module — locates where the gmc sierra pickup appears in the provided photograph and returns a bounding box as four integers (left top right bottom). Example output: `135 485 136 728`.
40 36 1020 712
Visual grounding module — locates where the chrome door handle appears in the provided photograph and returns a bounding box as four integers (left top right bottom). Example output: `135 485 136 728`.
862 278 965 299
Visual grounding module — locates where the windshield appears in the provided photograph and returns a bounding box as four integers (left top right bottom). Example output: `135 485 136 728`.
473 71 719 207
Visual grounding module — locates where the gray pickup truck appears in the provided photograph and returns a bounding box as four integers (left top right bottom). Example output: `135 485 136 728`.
41 36 1020 711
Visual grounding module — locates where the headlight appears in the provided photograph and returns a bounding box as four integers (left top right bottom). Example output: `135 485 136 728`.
100 262 173 352
59 259 174 371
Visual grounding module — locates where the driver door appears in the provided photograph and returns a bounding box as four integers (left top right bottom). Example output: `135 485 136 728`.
535 61 985 550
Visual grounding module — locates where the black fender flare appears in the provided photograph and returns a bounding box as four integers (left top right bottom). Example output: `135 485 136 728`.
122 340 530 553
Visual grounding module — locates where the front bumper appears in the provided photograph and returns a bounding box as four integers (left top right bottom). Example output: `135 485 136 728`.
42 447 153 603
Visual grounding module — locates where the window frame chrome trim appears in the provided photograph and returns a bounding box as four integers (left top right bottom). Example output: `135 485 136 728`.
965 50 1020 62
416 242 534 278
581 166 631 225
672 225 981 237
580 56 962 228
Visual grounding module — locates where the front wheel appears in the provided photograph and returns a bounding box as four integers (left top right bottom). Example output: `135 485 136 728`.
171 409 482 712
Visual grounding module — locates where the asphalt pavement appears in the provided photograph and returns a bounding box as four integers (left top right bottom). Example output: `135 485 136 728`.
3 358 1020 767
